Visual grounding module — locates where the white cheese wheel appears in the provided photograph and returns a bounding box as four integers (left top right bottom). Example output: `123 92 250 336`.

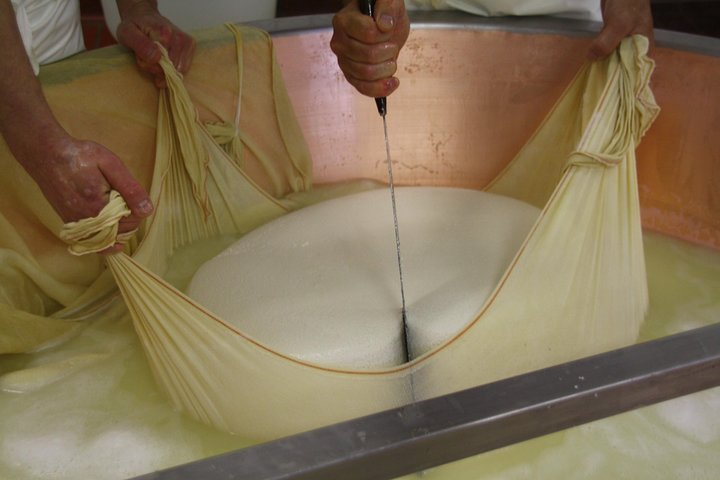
187 187 540 368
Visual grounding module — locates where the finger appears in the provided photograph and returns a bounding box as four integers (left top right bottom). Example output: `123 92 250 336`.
133 46 167 87
338 56 398 83
332 35 399 65
333 9 392 45
135 57 167 88
136 56 164 77
632 14 655 56
118 22 163 67
344 74 400 98
374 0 402 33
117 215 142 234
587 22 627 60
98 157 153 222
148 22 173 45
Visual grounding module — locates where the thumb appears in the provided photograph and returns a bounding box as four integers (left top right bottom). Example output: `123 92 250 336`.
100 160 153 219
374 0 398 33
588 23 624 60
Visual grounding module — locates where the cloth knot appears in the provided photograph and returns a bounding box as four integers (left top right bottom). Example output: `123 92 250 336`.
205 121 239 145
567 150 623 169
59 191 134 255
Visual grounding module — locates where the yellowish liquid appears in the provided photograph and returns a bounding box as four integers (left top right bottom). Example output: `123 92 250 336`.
0 232 718 479
397 233 720 480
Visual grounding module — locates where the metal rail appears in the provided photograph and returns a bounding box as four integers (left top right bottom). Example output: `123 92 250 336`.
134 322 720 480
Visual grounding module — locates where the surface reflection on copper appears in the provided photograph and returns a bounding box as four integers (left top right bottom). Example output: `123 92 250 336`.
273 28 719 249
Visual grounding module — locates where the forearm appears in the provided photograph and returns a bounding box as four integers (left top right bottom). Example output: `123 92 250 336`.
0 0 152 236
0 0 68 173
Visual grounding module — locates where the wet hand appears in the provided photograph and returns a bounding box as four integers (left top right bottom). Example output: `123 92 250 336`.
27 137 153 254
331 0 410 98
116 0 195 87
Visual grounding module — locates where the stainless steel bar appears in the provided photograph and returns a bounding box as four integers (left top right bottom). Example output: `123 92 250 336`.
133 322 720 480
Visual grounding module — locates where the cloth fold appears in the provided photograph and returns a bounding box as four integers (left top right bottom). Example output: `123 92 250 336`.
2 25 658 441
0 24 312 355
59 191 133 255
54 35 657 440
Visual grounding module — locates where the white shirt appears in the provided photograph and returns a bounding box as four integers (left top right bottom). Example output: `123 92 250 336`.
406 0 603 21
11 0 85 75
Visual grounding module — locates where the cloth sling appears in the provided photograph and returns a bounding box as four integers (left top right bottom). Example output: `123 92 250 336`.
0 25 657 440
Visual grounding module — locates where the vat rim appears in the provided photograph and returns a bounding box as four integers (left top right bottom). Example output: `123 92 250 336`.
244 11 720 58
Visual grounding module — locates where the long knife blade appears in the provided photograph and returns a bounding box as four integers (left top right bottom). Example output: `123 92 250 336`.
358 0 410 363
382 113 410 363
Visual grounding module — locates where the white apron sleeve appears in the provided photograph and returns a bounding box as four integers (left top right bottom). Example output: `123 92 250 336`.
10 0 84 75
407 0 602 22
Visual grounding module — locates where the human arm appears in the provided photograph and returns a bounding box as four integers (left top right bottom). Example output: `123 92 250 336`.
0 0 152 252
330 0 410 98
115 0 196 87
588 0 654 59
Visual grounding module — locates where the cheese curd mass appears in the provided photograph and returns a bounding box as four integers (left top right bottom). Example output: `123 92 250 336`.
187 187 541 368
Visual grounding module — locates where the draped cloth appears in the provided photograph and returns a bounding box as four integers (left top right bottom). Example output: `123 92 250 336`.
0 25 658 440
0 24 311 356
